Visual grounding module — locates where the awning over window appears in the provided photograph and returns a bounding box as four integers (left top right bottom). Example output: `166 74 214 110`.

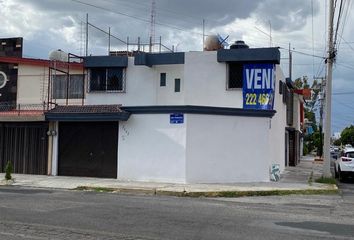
84 56 128 68
45 105 130 121
217 48 280 64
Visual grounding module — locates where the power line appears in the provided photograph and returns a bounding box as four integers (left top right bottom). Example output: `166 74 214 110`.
333 0 344 49
71 0 205 36
100 0 214 26
336 62 354 71
333 91 354 95
279 47 325 59
333 98 354 111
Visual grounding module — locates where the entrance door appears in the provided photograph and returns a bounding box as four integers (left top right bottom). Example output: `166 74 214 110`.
288 130 296 166
58 122 118 178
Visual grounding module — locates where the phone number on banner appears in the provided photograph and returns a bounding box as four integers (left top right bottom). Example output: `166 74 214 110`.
244 92 273 107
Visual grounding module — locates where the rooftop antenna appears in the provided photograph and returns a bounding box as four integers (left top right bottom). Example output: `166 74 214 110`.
149 0 156 53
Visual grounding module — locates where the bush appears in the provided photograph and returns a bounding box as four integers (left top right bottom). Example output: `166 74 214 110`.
303 144 309 155
5 161 13 180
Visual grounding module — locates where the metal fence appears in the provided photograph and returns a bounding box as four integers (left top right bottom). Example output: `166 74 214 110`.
0 102 47 116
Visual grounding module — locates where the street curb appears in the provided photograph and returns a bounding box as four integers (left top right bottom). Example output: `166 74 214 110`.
0 179 15 186
72 185 339 198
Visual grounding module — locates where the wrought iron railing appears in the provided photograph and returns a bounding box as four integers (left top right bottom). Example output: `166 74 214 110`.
0 102 47 116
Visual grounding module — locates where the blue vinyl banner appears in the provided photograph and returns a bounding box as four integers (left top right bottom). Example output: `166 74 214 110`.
243 64 275 110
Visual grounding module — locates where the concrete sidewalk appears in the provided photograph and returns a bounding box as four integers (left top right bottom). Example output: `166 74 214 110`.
0 156 337 197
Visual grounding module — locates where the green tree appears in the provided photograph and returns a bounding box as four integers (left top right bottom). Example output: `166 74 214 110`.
333 138 341 146
340 125 354 146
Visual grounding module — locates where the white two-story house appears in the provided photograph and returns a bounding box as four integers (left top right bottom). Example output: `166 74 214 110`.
0 37 305 183
44 42 291 183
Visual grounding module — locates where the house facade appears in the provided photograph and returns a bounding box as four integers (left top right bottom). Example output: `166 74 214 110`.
0 37 305 183
0 38 83 175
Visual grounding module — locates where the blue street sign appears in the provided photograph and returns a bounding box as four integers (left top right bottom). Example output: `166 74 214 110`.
170 113 184 124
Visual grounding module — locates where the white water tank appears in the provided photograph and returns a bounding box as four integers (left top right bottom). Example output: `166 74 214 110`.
204 35 223 51
49 49 68 62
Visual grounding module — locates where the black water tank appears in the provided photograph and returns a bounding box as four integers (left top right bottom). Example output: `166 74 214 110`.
230 40 249 49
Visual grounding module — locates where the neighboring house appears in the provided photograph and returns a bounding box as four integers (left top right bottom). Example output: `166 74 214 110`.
0 38 83 175
0 37 306 183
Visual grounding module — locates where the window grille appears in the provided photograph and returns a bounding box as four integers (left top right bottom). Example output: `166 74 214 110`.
89 67 125 92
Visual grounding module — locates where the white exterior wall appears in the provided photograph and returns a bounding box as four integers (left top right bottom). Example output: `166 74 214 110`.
17 64 47 104
184 51 243 108
268 65 287 172
118 114 186 183
85 58 184 106
155 64 184 105
86 58 155 106
186 114 271 183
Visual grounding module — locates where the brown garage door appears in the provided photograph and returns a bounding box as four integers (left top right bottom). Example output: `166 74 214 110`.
58 122 118 178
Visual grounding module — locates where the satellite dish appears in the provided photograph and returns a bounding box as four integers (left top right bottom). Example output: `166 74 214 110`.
217 34 229 47
0 71 8 89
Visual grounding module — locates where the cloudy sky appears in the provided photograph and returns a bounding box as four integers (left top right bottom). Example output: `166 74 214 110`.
0 0 353 134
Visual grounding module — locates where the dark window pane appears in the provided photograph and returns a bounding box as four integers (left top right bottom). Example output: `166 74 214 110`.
228 63 243 89
53 75 67 99
107 68 124 91
90 68 106 91
160 73 166 86
174 78 180 92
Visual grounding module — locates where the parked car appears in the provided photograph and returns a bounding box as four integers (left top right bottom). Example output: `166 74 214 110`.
334 147 354 182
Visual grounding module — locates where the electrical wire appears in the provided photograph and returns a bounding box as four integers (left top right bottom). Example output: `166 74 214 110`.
279 47 325 59
71 0 205 36
333 91 354 95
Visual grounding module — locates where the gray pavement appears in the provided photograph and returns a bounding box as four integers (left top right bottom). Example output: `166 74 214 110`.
0 182 352 240
0 156 337 196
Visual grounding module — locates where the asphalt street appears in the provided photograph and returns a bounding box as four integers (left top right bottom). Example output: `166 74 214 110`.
0 182 353 240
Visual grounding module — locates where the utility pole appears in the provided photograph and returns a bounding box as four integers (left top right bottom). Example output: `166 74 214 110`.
323 0 335 177
318 77 325 158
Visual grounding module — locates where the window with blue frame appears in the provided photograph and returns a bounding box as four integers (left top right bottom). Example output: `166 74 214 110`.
89 67 125 92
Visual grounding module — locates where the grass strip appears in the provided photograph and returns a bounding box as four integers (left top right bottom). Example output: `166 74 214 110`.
315 176 337 185
73 186 339 198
